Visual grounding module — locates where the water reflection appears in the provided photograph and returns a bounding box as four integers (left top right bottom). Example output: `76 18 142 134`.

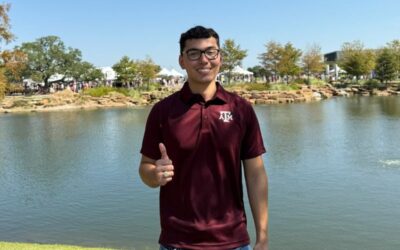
345 96 400 118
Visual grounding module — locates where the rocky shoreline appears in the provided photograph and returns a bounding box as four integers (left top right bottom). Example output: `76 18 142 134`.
1 85 399 114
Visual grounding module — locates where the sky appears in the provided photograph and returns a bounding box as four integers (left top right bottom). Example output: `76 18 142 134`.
5 0 400 72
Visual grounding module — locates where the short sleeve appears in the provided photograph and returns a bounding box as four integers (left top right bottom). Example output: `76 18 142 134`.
140 103 163 160
240 103 266 159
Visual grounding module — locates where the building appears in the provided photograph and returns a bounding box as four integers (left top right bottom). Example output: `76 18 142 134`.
324 51 345 80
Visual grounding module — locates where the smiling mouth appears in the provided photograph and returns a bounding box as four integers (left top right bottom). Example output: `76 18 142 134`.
197 68 211 73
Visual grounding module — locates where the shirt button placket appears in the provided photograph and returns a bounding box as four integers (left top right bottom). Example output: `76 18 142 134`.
200 103 209 133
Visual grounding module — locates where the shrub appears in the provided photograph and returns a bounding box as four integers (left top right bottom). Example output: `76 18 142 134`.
141 82 162 91
0 69 7 100
309 78 327 87
127 89 141 99
292 78 308 85
246 83 270 91
6 83 25 95
224 82 301 92
268 83 300 91
293 77 327 86
363 79 382 89
83 86 129 97
0 81 5 100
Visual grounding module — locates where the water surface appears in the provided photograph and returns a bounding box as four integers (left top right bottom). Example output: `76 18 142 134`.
1 96 400 249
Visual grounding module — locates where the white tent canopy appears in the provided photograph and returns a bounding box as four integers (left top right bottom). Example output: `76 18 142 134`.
48 73 74 83
230 65 254 75
157 68 184 78
218 65 254 83
170 69 184 77
157 68 172 76
100 66 117 81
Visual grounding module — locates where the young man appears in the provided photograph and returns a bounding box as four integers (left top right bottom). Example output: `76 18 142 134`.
139 26 268 250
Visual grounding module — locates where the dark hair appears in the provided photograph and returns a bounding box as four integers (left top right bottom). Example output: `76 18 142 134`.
179 26 220 54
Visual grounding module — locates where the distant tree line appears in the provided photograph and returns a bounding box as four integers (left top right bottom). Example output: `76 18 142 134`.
1 35 161 91
251 39 400 86
1 2 400 100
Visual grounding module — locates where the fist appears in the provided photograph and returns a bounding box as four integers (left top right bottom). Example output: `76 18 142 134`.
155 143 174 186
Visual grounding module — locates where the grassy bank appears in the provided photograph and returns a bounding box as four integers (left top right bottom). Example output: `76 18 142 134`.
82 83 164 98
0 242 116 250
224 82 301 91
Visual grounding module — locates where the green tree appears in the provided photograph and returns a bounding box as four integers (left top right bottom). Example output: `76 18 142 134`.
247 65 267 81
137 57 160 90
112 56 138 87
276 42 302 83
339 41 376 81
258 41 281 81
302 44 324 83
221 39 247 84
386 40 400 79
375 47 397 86
0 2 15 99
72 61 104 83
19 36 82 89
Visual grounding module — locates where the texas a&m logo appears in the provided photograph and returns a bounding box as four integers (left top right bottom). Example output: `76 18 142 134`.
219 111 233 123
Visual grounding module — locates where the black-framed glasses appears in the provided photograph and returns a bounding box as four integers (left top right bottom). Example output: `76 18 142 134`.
184 48 220 61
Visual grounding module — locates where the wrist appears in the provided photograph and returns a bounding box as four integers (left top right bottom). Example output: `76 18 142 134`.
256 229 268 243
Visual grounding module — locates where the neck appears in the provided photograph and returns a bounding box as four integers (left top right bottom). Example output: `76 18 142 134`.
188 81 217 102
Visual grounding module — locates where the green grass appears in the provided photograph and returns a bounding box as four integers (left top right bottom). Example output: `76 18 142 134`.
0 242 116 250
82 83 163 98
224 82 302 92
83 87 129 97
267 83 301 91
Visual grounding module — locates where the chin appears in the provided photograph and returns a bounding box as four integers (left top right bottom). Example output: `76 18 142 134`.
196 77 216 84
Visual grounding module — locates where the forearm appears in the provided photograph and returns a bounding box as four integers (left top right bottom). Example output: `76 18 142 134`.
139 161 159 188
244 157 269 245
248 171 269 243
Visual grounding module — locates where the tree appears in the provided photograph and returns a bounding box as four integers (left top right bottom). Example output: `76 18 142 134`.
302 44 324 83
137 57 160 90
0 3 14 46
1 49 28 83
112 56 138 87
247 65 267 81
0 2 14 99
276 42 302 83
19 36 82 89
339 41 376 81
386 40 400 79
258 41 281 81
221 39 247 84
375 47 397 86
72 61 104 83
0 67 5 99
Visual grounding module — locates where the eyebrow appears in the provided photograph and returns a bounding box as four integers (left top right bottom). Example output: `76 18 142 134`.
185 46 218 52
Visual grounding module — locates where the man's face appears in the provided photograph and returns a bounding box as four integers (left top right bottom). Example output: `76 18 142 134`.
179 37 222 86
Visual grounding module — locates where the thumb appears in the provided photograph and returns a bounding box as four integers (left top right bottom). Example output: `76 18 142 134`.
159 143 169 160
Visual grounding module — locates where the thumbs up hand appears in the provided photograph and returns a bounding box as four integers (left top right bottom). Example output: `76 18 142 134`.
155 143 174 186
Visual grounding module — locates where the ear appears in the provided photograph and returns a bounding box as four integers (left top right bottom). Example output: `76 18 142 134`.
179 54 185 69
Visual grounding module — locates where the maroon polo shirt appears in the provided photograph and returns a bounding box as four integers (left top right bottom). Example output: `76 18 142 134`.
140 82 266 250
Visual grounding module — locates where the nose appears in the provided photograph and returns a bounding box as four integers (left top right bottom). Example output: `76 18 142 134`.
199 52 209 63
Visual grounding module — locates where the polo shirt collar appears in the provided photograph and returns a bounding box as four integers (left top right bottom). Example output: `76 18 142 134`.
180 81 229 104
